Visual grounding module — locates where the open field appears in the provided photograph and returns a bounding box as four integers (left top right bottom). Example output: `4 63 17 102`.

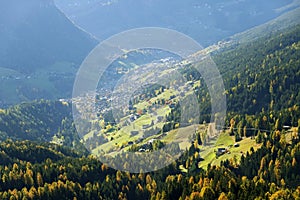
199 133 262 169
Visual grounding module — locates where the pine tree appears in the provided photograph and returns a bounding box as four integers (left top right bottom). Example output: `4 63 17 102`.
275 118 282 131
292 158 297 168
196 132 202 145
218 192 228 200
161 191 167 200
243 126 247 137
256 131 263 143
36 172 43 187
24 173 34 187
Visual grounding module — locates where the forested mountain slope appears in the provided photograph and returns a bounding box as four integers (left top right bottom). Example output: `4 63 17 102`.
165 23 300 132
0 100 71 141
0 127 299 199
216 24 300 115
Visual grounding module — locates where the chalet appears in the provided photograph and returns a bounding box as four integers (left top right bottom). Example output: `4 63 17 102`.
234 143 240 147
216 148 226 156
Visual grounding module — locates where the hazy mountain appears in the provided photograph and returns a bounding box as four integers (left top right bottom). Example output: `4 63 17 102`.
54 0 298 46
0 0 97 73
0 0 98 106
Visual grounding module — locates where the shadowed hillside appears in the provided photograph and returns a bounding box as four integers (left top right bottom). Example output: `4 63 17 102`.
0 0 97 73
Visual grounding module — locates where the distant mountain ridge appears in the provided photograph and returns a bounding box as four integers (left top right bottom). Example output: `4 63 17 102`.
229 6 300 44
55 0 295 46
0 0 97 73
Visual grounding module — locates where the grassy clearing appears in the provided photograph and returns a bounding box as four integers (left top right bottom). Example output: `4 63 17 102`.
199 132 262 169
134 115 153 127
215 133 234 147
162 125 206 150
92 131 132 154
199 150 216 169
